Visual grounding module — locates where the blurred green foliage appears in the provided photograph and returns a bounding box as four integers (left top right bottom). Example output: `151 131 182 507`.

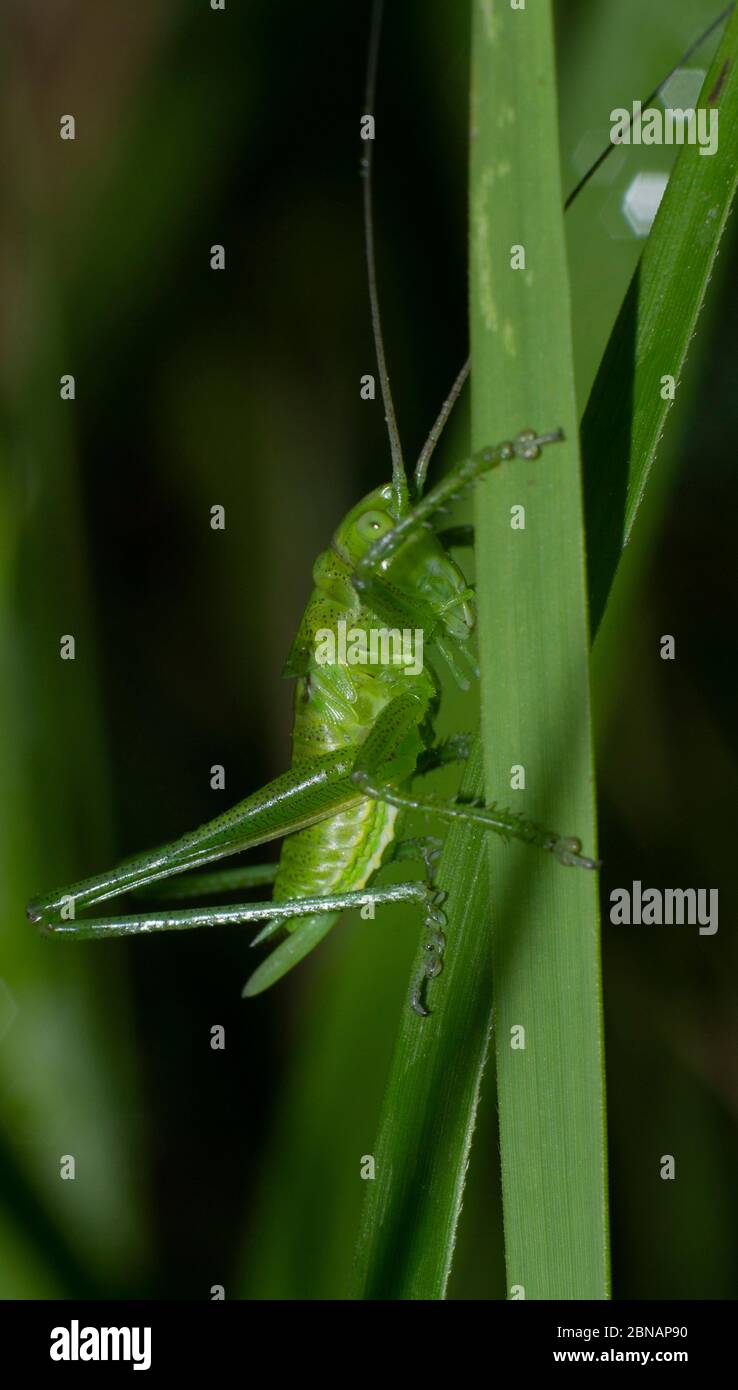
0 0 736 1299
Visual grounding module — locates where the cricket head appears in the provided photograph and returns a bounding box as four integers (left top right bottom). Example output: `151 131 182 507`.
332 484 475 642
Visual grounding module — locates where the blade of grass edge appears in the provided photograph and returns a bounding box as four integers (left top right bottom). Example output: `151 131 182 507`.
585 6 738 635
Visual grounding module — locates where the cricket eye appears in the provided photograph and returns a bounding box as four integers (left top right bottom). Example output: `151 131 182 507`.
357 510 391 541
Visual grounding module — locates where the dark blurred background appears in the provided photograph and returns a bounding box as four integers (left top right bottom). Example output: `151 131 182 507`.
0 0 736 1299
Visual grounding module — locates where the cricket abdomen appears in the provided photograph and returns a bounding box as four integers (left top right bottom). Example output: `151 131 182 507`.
272 795 398 905
274 616 409 905
272 543 430 911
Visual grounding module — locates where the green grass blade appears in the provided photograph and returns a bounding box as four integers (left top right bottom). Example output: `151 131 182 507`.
0 265 150 1291
354 1 607 1303
584 6 738 634
354 2 738 1303
352 743 496 1299
469 0 607 1299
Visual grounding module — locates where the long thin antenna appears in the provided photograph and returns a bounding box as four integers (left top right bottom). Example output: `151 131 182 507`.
363 0 409 517
564 0 734 210
414 0 735 496
414 356 470 495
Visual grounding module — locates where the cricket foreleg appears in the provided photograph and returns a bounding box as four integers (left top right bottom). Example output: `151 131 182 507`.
346 564 478 690
353 428 563 586
350 436 564 689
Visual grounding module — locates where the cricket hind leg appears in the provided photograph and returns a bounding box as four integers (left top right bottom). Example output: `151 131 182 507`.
246 833 448 995
409 889 448 1018
352 771 600 871
249 833 451 1008
134 864 279 901
245 715 454 1002
135 860 291 960
349 697 598 869
26 746 359 924
389 732 475 896
368 831 448 1016
38 879 434 1004
38 880 431 940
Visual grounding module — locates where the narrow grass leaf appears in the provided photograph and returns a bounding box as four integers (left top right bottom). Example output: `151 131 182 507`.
584 6 738 633
352 0 737 1308
352 743 495 1299
469 0 607 1299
